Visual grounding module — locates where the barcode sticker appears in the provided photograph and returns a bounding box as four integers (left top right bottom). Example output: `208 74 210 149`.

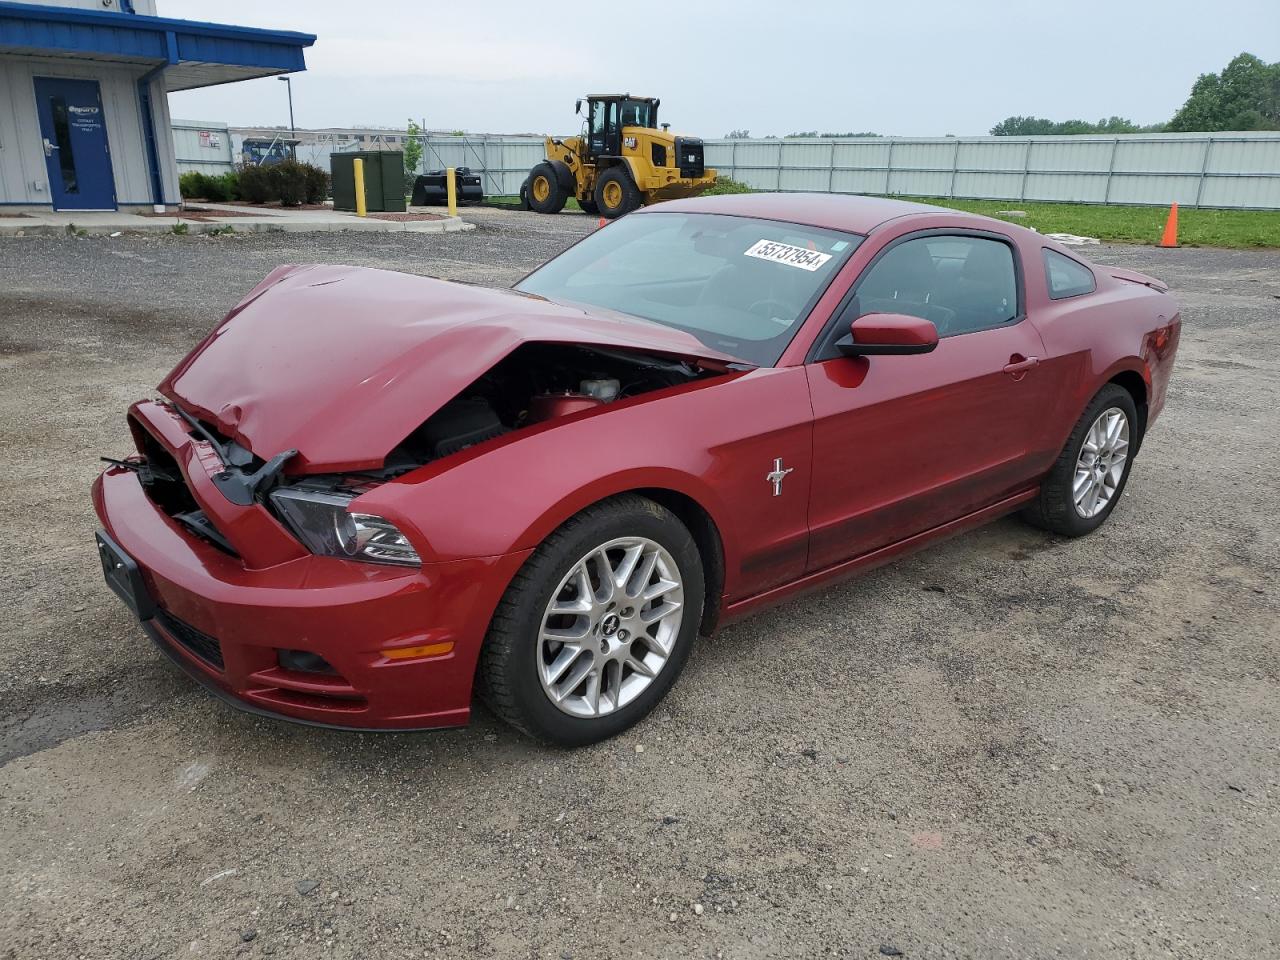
744 239 833 272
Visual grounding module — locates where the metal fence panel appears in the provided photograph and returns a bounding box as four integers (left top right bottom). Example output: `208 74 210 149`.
1027 139 1113 173
1208 138 1280 175
1200 175 1280 209
953 171 1024 200
171 128 1280 209
832 140 892 169
957 139 1024 172
830 169 891 194
700 132 1280 210
1107 173 1202 206
1026 172 1110 203
889 141 956 171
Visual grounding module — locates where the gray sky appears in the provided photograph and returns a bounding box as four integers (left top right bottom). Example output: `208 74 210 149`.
165 0 1280 137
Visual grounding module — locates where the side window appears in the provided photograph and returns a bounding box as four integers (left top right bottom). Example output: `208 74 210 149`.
1043 249 1096 300
855 235 1018 337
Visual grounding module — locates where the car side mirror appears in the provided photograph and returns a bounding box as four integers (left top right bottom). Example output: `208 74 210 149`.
836 312 939 357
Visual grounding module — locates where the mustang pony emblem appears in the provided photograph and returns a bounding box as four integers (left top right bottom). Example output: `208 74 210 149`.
766 458 794 496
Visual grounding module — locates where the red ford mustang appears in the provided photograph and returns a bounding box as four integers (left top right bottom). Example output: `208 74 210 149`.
93 194 1180 745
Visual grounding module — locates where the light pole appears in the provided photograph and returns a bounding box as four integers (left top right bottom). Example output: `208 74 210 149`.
278 76 295 135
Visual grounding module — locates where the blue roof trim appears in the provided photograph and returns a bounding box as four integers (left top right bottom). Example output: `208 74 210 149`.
0 2 314 71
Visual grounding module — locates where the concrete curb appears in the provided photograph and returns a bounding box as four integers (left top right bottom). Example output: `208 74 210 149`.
0 214 474 238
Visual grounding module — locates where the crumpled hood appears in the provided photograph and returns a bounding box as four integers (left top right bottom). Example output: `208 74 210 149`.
158 264 738 474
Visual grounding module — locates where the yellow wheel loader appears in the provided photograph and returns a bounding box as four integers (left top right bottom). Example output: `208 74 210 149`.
522 95 717 219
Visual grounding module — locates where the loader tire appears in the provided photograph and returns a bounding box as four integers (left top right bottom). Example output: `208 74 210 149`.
527 162 568 214
594 167 641 219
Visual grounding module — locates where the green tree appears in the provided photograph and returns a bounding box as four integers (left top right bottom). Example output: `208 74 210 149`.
991 116 1057 136
991 115 1163 136
1167 53 1280 131
785 131 881 138
403 119 423 177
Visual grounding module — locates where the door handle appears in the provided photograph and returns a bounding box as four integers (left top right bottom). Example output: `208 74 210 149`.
1003 355 1040 378
43 138 59 157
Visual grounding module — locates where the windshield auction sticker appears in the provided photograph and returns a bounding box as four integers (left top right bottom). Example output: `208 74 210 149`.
744 239 833 272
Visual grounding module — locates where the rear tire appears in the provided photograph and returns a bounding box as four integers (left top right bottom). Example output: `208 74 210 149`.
1022 383 1139 537
527 162 568 214
480 495 703 746
594 167 642 219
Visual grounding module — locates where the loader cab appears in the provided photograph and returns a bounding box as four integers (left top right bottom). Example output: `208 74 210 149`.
579 95 659 159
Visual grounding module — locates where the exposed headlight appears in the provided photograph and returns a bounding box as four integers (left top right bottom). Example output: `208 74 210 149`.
270 488 420 567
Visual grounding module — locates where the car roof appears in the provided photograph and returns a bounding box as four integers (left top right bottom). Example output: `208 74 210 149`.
645 192 973 236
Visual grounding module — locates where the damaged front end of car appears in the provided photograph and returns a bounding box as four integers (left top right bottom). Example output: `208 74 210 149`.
93 264 745 729
108 263 743 569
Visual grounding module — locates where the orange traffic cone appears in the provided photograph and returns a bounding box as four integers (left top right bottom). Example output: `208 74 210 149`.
1159 203 1179 248
598 217 607 228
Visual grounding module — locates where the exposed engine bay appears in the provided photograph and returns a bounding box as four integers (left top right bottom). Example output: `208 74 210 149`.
381 342 717 474
126 343 723 557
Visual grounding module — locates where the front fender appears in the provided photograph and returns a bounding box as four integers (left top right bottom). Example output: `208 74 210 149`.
358 366 814 603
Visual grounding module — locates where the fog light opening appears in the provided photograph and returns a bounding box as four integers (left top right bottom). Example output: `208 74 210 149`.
277 649 338 675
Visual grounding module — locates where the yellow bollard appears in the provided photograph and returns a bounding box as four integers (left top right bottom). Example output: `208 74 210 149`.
446 167 458 218
353 157 367 218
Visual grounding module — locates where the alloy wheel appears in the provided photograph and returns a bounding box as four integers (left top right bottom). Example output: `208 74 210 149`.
1073 406 1130 518
537 537 684 718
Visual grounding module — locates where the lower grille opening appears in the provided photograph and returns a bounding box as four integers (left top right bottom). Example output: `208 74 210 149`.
156 609 224 670
277 649 338 675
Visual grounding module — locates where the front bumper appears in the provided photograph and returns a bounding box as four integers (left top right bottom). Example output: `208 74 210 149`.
93 449 530 731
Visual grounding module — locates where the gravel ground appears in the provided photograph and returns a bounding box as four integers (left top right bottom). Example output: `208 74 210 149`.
1 206 1278 960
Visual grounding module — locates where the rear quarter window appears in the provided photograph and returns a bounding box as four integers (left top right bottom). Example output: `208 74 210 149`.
1044 249 1096 300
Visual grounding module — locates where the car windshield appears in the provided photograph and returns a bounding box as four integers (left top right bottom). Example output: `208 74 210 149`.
515 212 862 366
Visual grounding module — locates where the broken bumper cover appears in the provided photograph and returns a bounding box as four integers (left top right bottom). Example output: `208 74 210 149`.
92 464 530 731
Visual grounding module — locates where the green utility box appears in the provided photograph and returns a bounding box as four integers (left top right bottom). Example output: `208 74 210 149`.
330 150 406 213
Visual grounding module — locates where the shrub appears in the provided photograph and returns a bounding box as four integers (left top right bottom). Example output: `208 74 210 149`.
269 159 308 207
205 171 240 202
178 170 240 202
232 161 328 206
303 163 329 204
703 175 754 196
237 163 276 204
179 171 204 199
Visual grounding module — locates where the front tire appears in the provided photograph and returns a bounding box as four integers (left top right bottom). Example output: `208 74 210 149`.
527 162 568 214
1022 383 1139 537
593 167 642 219
480 495 704 746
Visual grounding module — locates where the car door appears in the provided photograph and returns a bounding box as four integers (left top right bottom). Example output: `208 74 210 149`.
804 230 1052 572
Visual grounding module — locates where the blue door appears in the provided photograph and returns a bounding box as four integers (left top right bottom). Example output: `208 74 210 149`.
33 77 117 211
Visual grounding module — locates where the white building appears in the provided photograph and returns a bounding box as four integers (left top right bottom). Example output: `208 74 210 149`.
0 0 313 212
